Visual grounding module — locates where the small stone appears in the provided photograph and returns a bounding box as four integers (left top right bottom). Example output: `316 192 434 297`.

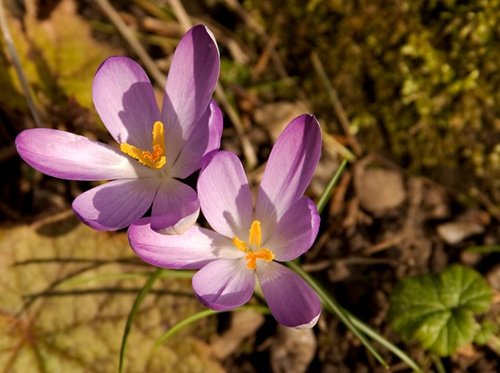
270 325 317 373
437 222 484 245
357 168 406 214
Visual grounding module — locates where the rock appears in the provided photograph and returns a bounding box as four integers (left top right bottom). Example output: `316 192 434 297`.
356 168 406 214
270 326 317 373
437 222 484 245
253 101 310 141
210 310 264 360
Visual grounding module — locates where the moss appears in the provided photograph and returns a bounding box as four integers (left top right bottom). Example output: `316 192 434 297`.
245 0 500 198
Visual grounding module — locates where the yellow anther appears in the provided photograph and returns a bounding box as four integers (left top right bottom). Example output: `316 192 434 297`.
232 220 274 270
249 220 262 248
245 248 275 270
232 236 248 252
120 121 166 169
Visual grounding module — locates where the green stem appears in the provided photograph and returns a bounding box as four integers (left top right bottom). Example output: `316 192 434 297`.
431 354 445 373
119 268 164 373
287 261 422 371
316 158 349 214
287 261 388 368
154 305 270 347
344 309 422 372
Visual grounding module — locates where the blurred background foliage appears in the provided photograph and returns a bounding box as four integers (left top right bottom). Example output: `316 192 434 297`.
2 0 500 206
239 0 500 202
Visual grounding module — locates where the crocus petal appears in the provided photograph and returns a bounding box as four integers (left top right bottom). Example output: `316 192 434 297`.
192 258 255 311
162 25 220 167
15 128 153 180
256 114 321 227
92 56 161 148
265 197 320 261
170 100 223 179
150 178 200 234
129 218 242 269
72 178 160 231
257 261 321 328
198 151 253 238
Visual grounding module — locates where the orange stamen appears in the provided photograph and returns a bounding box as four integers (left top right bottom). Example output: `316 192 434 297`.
232 219 275 270
120 121 166 169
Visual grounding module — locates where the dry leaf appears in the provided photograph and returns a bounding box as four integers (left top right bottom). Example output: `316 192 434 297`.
0 215 222 372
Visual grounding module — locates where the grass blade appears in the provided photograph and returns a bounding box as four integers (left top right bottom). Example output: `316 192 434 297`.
287 261 389 369
154 305 270 348
316 158 349 214
119 268 164 373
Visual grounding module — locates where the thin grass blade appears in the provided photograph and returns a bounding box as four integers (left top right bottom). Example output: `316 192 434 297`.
119 268 164 373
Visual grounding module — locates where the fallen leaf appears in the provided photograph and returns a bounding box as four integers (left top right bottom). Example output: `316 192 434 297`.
5 0 120 113
0 215 222 372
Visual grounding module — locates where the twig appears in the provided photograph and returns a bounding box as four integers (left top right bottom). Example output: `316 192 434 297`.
311 52 362 156
222 0 265 35
214 84 257 168
95 0 166 87
0 0 42 127
168 0 258 168
167 0 191 32
221 0 293 87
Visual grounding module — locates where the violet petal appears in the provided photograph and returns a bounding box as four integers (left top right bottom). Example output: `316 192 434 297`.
15 128 153 181
257 261 321 328
162 25 220 168
198 151 253 238
129 218 241 269
192 258 255 311
92 56 161 148
150 178 200 234
170 100 223 179
256 114 321 228
72 178 159 231
265 197 320 261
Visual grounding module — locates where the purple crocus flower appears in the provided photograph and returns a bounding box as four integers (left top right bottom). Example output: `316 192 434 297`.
129 114 322 328
15 25 221 233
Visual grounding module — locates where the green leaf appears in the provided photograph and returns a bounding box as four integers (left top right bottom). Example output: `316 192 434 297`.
389 265 492 356
474 320 498 346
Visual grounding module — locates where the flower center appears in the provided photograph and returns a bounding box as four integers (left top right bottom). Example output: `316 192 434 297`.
233 220 275 270
120 121 166 169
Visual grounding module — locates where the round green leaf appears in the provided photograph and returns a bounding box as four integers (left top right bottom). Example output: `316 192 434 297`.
389 265 492 356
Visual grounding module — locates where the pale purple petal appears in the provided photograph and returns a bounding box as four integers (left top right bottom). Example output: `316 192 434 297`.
265 197 320 261
197 151 253 238
169 100 223 179
129 219 242 269
162 25 220 167
72 178 160 231
92 56 161 148
193 258 255 311
15 129 153 180
257 261 321 328
150 178 200 234
256 115 321 227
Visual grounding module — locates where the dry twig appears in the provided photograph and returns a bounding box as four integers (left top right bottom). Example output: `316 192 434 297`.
311 52 362 157
0 0 42 128
95 0 166 87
